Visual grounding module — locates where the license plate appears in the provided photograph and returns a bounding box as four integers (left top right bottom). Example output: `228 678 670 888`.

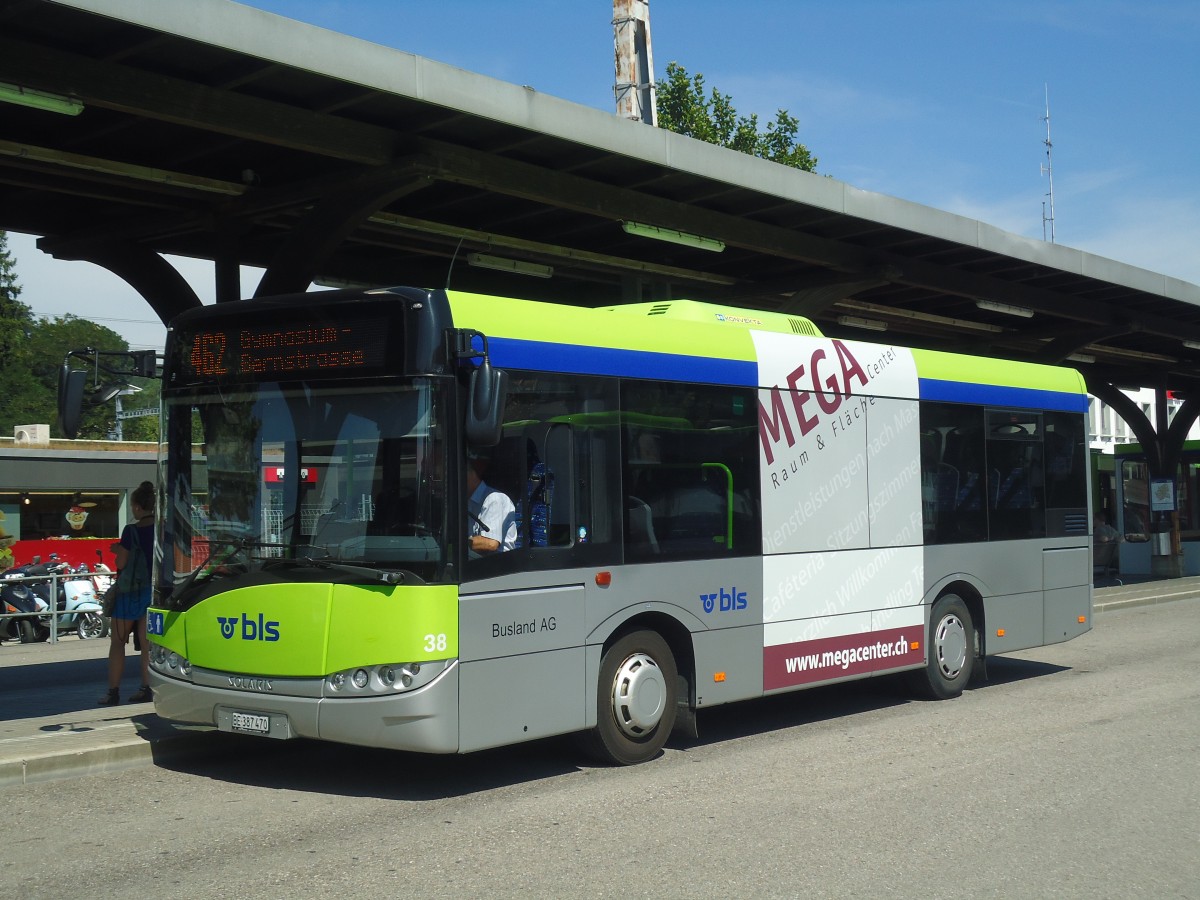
230 711 270 735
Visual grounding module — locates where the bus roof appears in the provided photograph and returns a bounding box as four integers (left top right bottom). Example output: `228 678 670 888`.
597 299 822 337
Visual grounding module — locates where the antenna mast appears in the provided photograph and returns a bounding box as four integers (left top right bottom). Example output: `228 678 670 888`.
1041 84 1056 243
613 0 656 125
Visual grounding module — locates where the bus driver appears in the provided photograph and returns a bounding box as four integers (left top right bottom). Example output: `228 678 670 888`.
466 453 518 555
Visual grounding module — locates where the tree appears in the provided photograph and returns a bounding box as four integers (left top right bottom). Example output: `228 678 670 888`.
0 233 158 440
0 231 33 358
0 313 154 440
31 316 159 441
656 61 817 172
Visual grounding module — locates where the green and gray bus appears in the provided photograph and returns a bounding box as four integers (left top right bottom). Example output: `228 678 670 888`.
138 286 1091 764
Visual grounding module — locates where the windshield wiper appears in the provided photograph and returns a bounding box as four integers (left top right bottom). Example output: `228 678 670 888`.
170 535 272 598
261 556 414 584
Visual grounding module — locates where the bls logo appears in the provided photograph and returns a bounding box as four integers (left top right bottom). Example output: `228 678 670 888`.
217 613 281 642
701 586 748 614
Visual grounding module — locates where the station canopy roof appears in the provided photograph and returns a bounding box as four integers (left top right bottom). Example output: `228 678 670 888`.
4 0 1200 393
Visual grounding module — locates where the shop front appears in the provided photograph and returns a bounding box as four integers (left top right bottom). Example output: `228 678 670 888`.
0 439 157 572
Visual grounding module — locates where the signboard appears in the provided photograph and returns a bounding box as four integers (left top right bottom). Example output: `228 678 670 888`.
263 467 318 484
1150 478 1175 512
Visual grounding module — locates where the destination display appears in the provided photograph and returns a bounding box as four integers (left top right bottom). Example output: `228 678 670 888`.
172 312 392 383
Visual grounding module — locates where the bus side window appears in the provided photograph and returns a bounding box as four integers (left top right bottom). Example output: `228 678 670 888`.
921 403 986 543
466 370 622 579
621 381 760 561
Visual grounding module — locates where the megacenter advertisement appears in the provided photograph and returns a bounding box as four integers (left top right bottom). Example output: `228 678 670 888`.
752 332 925 691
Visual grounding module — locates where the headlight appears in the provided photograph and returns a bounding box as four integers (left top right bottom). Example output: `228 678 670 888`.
149 643 192 681
325 659 448 695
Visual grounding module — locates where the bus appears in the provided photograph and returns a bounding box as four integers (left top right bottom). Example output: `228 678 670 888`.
89 286 1092 765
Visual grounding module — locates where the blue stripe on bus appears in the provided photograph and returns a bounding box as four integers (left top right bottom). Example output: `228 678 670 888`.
919 378 1088 413
489 337 759 386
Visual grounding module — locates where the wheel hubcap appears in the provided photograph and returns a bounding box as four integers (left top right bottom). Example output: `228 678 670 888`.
80 614 102 639
934 613 968 680
609 652 666 738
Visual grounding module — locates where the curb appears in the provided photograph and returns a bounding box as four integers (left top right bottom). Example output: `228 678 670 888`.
1094 585 1200 614
0 719 224 789
0 739 159 788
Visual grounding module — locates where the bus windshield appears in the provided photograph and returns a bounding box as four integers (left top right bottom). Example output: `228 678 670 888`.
163 379 449 588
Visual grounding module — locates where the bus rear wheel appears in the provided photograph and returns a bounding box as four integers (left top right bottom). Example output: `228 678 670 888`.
909 593 975 700
586 630 678 766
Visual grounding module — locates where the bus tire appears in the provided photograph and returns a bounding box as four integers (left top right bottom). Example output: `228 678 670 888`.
909 593 975 700
586 630 678 766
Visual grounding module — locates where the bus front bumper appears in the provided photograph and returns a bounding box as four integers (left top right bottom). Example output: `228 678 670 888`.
148 662 461 754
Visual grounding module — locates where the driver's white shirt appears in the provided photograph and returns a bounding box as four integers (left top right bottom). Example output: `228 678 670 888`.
467 480 518 551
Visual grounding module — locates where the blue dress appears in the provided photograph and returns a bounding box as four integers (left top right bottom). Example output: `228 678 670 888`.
113 522 153 621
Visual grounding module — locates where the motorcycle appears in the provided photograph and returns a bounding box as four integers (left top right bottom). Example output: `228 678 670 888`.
0 567 51 643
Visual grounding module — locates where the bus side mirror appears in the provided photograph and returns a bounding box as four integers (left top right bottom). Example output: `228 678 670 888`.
465 359 508 448
58 366 88 439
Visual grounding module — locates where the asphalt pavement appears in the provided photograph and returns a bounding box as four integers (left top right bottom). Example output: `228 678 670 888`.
0 575 1196 788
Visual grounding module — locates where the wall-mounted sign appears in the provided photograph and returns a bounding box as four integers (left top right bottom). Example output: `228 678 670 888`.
263 467 318 484
1150 478 1176 512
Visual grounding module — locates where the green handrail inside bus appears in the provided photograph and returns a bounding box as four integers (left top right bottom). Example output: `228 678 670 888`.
701 461 734 549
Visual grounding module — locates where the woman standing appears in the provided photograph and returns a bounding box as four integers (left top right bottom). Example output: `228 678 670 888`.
98 480 155 705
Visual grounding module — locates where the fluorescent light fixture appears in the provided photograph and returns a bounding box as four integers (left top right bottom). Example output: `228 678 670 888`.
0 82 84 116
836 315 888 332
1183 341 1200 351
621 221 725 252
975 299 1034 318
835 299 1004 334
1066 353 1096 364
467 253 553 278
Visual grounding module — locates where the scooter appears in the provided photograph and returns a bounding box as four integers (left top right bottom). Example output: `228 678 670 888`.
90 551 116 635
56 562 108 640
0 567 51 643
0 556 107 641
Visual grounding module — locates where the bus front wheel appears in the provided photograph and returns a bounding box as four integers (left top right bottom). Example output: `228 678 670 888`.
909 593 975 700
586 630 678 765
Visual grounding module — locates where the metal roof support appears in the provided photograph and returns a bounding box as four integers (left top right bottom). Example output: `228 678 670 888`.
35 236 201 328
254 166 435 298
1031 324 1132 364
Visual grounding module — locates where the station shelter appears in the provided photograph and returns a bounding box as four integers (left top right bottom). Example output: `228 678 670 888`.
1110 440 1200 576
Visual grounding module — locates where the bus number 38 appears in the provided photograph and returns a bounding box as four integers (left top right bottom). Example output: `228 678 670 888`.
424 633 448 653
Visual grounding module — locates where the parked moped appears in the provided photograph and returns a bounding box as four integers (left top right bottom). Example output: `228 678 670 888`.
56 562 108 640
0 567 51 643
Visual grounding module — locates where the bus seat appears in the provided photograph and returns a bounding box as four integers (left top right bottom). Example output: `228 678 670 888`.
626 495 659 555
935 463 958 512
1093 539 1120 581
526 461 554 547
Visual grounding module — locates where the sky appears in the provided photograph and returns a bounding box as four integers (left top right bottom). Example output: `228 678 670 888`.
8 0 1200 350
